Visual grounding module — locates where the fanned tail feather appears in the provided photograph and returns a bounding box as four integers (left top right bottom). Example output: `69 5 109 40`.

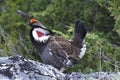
74 20 87 40
72 20 87 59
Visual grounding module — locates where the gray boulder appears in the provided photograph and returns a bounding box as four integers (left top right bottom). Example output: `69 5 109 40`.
0 56 65 80
0 55 120 80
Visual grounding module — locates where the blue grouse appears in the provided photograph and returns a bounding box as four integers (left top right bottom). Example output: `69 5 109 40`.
29 18 87 72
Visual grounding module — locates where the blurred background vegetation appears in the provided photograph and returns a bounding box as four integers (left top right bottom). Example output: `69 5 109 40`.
0 0 120 73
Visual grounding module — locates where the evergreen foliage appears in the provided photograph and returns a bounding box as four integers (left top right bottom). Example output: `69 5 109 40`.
0 0 120 73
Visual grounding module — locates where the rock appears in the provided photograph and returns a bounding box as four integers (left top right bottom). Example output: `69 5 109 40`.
66 72 120 80
0 55 120 80
0 55 65 80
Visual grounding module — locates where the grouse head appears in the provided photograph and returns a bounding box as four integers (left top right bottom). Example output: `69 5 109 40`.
29 18 53 43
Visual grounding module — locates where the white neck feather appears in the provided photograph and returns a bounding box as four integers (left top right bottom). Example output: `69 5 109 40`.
32 28 50 42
